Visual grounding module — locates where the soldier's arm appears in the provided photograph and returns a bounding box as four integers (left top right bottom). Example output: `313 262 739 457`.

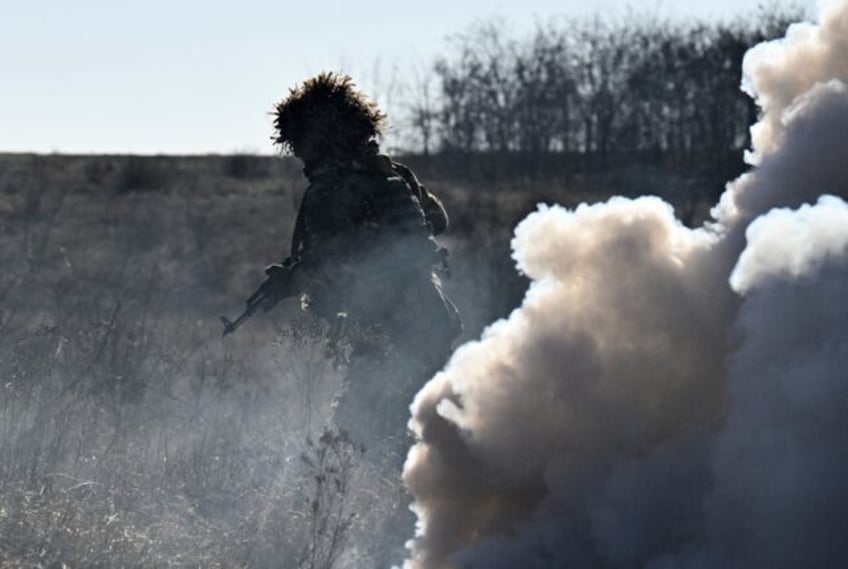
392 162 449 235
422 188 448 235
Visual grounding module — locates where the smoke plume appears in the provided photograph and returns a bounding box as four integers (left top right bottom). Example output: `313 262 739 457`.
403 1 848 568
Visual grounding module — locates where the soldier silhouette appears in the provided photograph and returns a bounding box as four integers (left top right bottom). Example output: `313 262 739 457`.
273 72 461 376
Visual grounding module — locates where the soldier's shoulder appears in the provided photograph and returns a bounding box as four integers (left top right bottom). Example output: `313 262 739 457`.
389 159 415 178
305 167 350 195
306 156 406 201
303 171 369 221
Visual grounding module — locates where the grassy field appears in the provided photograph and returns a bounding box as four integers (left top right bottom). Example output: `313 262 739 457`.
0 152 718 568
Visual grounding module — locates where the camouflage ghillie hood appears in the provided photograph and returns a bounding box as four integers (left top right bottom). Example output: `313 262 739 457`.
273 72 386 163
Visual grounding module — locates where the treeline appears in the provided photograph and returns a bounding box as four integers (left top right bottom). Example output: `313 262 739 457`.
402 8 802 175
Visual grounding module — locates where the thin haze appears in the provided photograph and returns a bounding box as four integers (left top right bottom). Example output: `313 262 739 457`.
1 0 818 154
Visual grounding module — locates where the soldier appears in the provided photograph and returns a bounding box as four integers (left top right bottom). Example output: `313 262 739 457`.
273 72 461 374
272 73 465 567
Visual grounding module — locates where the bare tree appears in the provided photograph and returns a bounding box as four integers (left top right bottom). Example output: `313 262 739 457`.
404 7 804 176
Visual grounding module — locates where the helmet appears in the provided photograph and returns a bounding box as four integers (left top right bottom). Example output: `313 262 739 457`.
273 72 386 163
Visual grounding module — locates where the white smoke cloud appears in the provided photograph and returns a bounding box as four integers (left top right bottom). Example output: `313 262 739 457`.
403 1 848 568
741 0 848 161
700 196 848 569
729 195 848 293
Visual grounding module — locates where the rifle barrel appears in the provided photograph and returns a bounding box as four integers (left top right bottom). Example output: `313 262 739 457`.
220 297 263 336
220 258 298 337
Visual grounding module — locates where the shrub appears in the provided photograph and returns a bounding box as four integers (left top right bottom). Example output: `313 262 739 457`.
223 153 271 180
116 156 165 193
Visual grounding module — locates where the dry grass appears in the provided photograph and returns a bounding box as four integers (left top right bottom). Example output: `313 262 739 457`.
0 153 714 568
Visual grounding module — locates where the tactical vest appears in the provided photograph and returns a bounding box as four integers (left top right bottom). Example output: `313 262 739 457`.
291 155 439 267
290 154 462 355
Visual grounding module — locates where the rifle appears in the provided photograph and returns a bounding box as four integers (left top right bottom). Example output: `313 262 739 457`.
220 257 300 336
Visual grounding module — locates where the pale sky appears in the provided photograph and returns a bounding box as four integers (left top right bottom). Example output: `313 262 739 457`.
0 0 819 154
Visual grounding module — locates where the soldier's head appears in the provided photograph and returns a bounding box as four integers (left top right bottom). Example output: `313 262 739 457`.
273 72 386 165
